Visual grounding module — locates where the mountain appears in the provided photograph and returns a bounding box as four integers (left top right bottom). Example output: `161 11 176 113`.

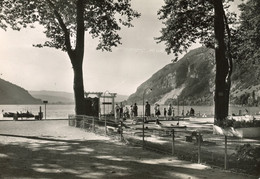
29 90 74 104
0 78 42 104
29 90 129 104
115 94 129 102
127 46 260 106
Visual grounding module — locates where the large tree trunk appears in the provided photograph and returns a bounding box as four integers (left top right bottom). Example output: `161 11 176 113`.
74 0 86 115
71 0 86 115
213 1 230 125
73 61 86 115
48 0 86 115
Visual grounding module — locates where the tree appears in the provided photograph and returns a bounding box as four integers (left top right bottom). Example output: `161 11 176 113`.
234 0 260 82
156 0 236 125
0 0 140 114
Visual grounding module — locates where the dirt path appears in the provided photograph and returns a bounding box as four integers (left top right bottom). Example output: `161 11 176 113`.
0 120 254 179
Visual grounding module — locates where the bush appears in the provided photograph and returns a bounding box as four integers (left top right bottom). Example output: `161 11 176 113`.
232 144 260 175
216 118 260 128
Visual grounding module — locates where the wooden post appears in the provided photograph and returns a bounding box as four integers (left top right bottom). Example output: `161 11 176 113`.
92 117 95 132
198 131 201 164
105 115 107 135
172 129 175 155
120 121 123 141
43 100 48 120
224 135 228 170
142 112 145 149
83 116 85 129
39 106 42 120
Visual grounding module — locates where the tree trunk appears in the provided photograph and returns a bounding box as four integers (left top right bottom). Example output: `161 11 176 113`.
213 1 230 125
72 61 86 115
72 0 85 115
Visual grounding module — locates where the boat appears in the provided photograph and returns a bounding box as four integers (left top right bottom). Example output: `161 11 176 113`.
3 111 35 118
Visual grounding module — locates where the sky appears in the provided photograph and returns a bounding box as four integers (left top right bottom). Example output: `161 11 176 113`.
0 0 241 96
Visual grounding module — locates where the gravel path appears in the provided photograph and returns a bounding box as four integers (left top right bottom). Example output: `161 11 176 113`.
0 120 255 179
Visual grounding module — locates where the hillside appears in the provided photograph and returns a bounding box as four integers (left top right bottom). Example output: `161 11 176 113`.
127 46 260 106
0 78 42 104
29 91 129 104
29 90 75 104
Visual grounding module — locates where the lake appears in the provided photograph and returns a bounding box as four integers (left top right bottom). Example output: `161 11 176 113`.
0 104 75 120
0 104 259 120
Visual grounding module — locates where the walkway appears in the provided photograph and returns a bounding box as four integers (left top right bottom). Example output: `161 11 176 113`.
0 120 254 179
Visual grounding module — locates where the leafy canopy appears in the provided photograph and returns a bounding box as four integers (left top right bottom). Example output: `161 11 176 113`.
156 0 237 61
0 0 140 52
234 0 260 79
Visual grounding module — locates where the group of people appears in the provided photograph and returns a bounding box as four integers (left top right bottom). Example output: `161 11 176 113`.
181 108 195 117
145 102 175 125
114 102 195 125
114 103 131 121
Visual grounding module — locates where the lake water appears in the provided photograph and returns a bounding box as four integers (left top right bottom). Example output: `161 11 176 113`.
0 104 75 120
0 104 259 120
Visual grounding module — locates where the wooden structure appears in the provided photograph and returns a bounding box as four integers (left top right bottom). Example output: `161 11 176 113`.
84 92 117 116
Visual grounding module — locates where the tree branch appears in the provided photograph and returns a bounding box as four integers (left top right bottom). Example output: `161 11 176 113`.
45 0 74 58
75 0 85 64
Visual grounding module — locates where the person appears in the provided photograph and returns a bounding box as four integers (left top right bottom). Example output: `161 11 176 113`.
181 109 184 116
124 106 130 118
133 103 138 117
164 108 167 119
132 103 138 124
119 103 123 118
154 104 161 125
167 104 173 120
186 110 190 116
115 104 120 122
130 105 134 119
190 108 195 116
145 101 151 122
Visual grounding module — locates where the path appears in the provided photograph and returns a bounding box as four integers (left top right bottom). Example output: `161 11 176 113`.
0 120 254 179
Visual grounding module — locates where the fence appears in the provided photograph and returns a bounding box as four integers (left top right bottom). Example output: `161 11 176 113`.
68 115 260 176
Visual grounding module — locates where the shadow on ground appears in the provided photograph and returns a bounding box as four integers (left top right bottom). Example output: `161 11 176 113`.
0 133 224 179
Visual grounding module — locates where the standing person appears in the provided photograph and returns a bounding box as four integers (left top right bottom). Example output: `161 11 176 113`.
132 103 138 124
119 103 123 118
133 103 138 117
130 105 134 119
115 104 120 123
145 101 151 122
154 104 161 125
167 104 173 120
164 108 167 119
124 106 130 118
190 108 195 116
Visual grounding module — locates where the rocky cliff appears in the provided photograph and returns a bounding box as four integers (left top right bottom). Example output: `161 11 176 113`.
0 78 42 104
127 46 260 106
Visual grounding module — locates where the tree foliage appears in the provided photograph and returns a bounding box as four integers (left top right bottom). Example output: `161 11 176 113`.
0 0 140 52
0 0 140 115
156 0 236 61
233 0 260 81
157 0 239 123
